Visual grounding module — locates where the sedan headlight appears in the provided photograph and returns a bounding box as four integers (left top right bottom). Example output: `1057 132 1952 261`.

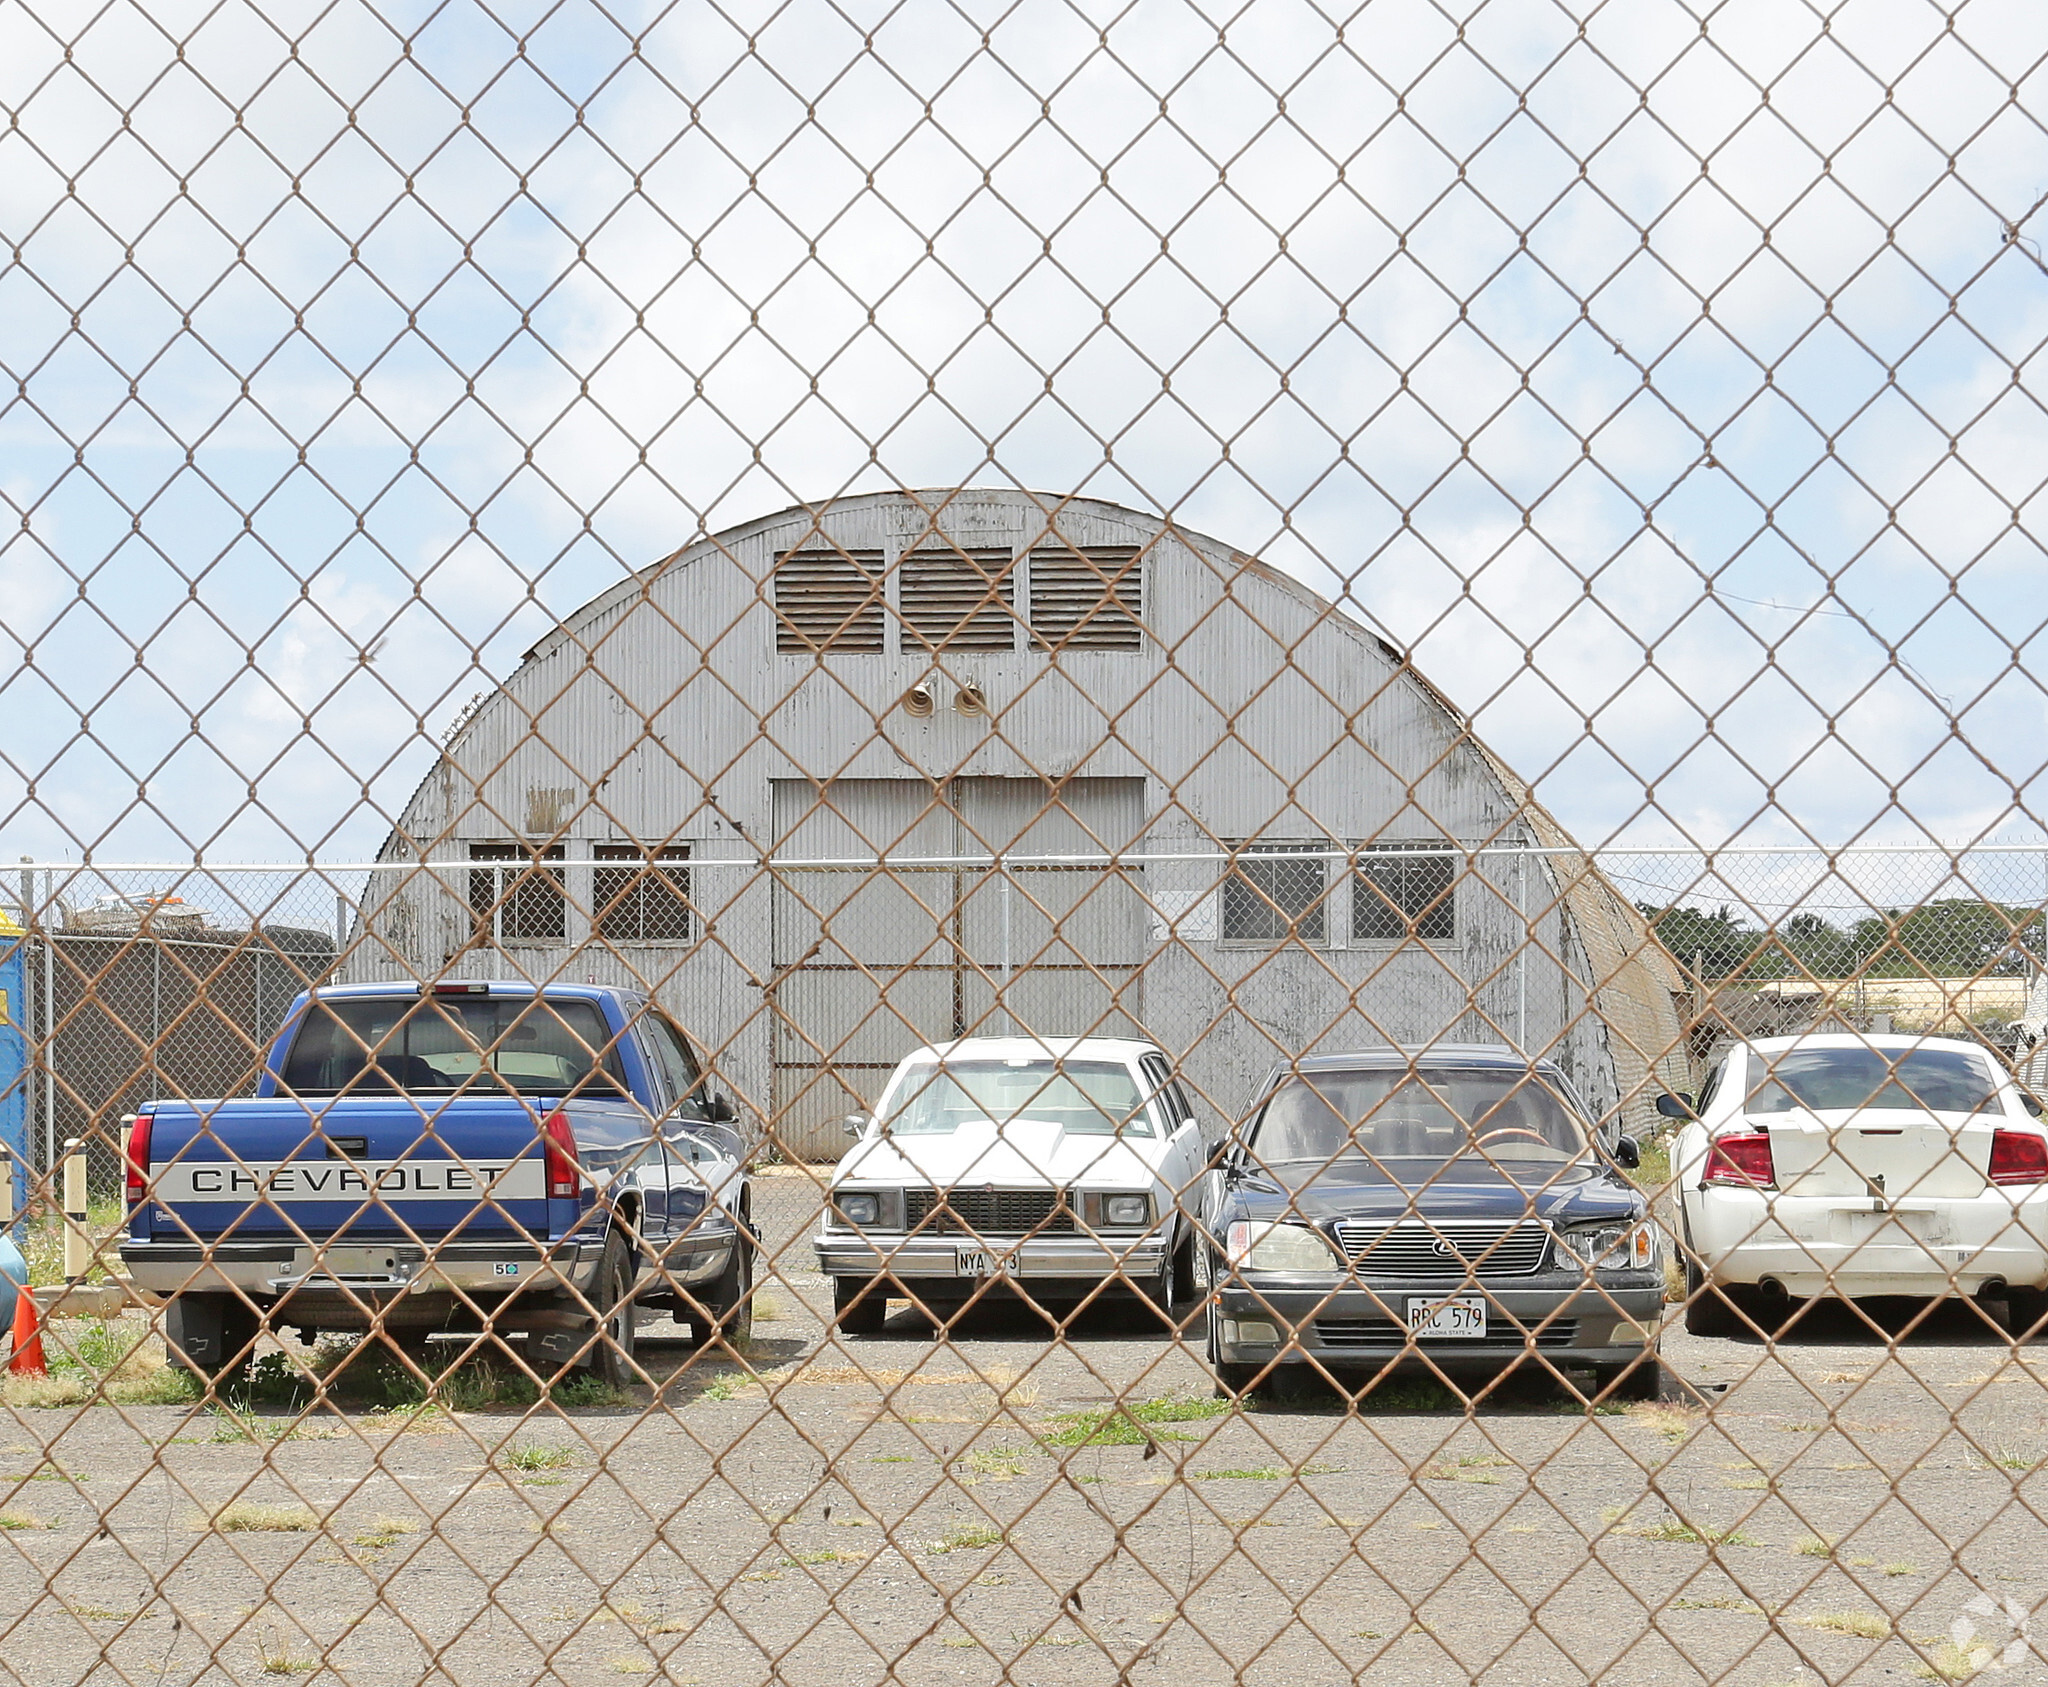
1086 1191 1152 1228
1227 1220 1343 1273
1556 1220 1656 1273
833 1191 881 1228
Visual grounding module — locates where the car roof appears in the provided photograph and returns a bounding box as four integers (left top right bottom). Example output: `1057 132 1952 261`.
1739 1033 1996 1056
1275 1045 1570 1077
305 981 646 1005
907 1036 1162 1062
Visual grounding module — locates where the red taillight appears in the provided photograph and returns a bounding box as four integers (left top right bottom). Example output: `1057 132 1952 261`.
1704 1131 1776 1187
124 1112 152 1209
1989 1129 2048 1187
542 1110 581 1199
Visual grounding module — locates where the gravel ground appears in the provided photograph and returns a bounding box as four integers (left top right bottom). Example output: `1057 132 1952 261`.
2 1169 2044 1686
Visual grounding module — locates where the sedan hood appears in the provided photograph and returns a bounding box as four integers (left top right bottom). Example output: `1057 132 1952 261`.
837 1120 1156 1189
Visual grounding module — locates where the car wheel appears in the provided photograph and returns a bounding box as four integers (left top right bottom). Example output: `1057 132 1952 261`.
708 1228 756 1351
1597 1356 1663 1401
1683 1252 1740 1338
2004 1286 2046 1341
832 1276 889 1336
1205 1291 1259 1397
163 1293 260 1386
583 1226 638 1391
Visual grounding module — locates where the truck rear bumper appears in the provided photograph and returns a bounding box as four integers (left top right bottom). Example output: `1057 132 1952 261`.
120 1239 600 1304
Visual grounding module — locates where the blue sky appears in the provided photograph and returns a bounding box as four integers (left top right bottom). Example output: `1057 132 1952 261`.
4 0 2047 864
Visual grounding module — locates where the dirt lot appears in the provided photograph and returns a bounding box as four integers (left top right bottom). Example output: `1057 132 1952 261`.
3 1170 2044 1686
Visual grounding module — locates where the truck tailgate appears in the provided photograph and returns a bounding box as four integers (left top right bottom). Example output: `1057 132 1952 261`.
139 1098 555 1241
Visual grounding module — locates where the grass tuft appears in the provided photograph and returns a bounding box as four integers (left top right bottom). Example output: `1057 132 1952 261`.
1038 1396 1230 1447
502 1441 578 1474
350 1516 419 1552
1793 1534 1840 1558
1797 1609 1890 1640
926 1524 1004 1554
0 1506 53 1530
210 1502 317 1534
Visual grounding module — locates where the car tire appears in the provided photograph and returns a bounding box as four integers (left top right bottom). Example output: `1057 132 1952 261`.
833 1276 889 1336
163 1293 260 1385
1598 1356 1663 1401
1683 1248 1741 1338
692 1228 754 1352
583 1226 638 1392
1205 1291 1260 1397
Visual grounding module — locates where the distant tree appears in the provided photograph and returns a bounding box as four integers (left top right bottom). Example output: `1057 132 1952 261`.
1639 903 1762 979
1749 910 1860 980
1851 900 2047 979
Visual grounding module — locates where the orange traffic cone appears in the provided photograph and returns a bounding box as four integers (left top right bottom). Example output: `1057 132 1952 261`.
7 1286 45 1377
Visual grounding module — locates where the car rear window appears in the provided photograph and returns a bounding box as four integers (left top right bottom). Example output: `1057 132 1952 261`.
1744 1046 2000 1115
281 997 628 1098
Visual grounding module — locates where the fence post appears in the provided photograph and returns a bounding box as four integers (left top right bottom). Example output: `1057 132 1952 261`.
61 1136 88 1282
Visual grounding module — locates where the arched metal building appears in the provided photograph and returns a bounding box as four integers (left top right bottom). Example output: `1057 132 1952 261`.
351 490 1688 1159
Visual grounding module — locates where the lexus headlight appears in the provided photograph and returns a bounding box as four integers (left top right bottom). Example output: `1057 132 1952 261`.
1227 1221 1342 1273
833 1191 881 1228
1557 1220 1655 1273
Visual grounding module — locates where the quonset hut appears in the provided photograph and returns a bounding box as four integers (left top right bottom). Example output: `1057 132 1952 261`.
350 490 1687 1159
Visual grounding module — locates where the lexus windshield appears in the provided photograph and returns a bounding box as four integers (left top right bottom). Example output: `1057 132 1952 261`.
1251 1068 1590 1181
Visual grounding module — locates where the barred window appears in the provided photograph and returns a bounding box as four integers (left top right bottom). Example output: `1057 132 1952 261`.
467 843 566 943
1352 842 1457 943
1221 842 1328 944
594 844 693 944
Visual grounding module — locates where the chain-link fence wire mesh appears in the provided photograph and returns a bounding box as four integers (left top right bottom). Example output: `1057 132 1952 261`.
10 0 2048 1681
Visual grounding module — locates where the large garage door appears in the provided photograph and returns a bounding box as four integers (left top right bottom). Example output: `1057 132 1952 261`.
768 776 1147 1160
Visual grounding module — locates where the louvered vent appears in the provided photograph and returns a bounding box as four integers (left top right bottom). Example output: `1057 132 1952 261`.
901 549 1018 652
1028 546 1143 650
773 549 885 652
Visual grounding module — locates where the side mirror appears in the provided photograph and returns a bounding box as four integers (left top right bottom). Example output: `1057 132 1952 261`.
1207 1140 1234 1169
1612 1135 1642 1171
1654 1092 1696 1121
840 1112 870 1141
705 1092 736 1124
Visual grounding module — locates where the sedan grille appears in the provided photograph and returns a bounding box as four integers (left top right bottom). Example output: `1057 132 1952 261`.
1331 1220 1552 1278
1315 1317 1580 1349
903 1188 1076 1235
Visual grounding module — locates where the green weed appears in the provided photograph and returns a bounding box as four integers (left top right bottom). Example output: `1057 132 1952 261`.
1039 1397 1231 1447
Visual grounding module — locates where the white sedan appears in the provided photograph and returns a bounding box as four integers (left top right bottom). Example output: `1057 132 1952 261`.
1671 1033 2048 1334
814 1036 1208 1332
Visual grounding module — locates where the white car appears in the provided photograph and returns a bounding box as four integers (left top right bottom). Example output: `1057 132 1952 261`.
1671 1033 2048 1335
815 1036 1208 1332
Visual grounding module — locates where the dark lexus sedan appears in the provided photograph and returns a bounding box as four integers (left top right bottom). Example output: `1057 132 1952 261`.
1203 1047 1664 1398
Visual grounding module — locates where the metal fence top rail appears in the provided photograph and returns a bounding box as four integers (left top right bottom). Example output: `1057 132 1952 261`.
14 845 2048 873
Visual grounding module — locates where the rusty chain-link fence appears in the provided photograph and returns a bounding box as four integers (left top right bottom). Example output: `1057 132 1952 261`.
7 1 2048 1683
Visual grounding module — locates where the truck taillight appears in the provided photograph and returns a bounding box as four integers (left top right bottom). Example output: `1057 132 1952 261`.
124 1112 152 1209
1989 1129 2048 1186
542 1111 580 1199
1703 1131 1775 1187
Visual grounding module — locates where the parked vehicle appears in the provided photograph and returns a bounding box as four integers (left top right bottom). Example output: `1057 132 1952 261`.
817 1037 1207 1331
1203 1047 1663 1397
1669 1032 2048 1334
120 981 753 1385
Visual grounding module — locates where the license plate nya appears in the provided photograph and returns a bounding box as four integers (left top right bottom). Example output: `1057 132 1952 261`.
955 1249 1016 1277
1407 1295 1486 1339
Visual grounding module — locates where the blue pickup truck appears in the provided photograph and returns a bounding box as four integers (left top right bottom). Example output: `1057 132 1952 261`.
118 981 754 1387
